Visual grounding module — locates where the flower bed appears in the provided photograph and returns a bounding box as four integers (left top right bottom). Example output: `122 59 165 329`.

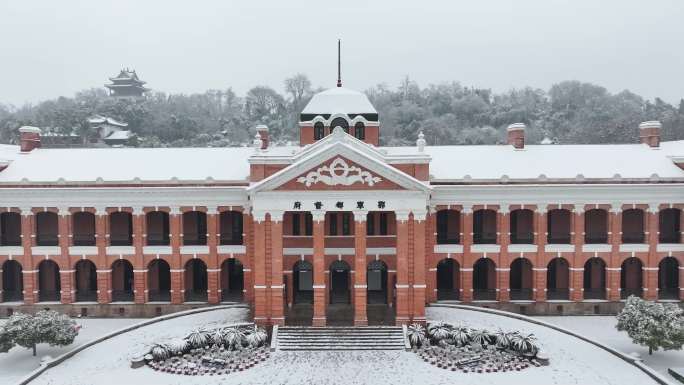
408 322 549 374
143 324 270 376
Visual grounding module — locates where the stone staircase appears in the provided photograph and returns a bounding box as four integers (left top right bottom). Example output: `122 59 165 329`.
277 326 406 351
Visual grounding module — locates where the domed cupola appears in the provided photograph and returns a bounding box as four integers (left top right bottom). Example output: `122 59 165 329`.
298 40 380 146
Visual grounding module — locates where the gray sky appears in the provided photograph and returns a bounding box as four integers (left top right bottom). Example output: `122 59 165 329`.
1 0 683 106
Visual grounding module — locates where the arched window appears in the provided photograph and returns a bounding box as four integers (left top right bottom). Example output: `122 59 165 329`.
547 258 570 300
658 257 679 300
583 258 606 300
148 259 171 302
221 258 244 302
0 212 22 246
74 259 97 301
436 210 460 244
146 211 170 246
314 122 325 140
2 260 23 302
111 259 134 302
622 209 645 243
473 209 497 244
510 258 533 300
620 257 643 299
329 117 349 134
72 212 96 246
659 208 681 243
220 211 243 245
547 209 571 244
185 259 208 302
183 211 207 245
585 209 608 243
354 122 365 140
36 211 58 246
473 258 496 300
510 209 534 244
436 259 460 300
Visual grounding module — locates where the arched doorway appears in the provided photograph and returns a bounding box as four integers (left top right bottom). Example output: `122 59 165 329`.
620 257 643 299
547 258 570 300
1 260 23 302
583 258 606 299
185 259 208 302
658 257 680 300
293 260 313 304
510 258 533 300
473 258 496 300
38 260 60 302
111 260 134 302
436 258 460 300
329 260 350 304
74 260 97 302
148 259 171 302
367 260 388 304
220 258 244 302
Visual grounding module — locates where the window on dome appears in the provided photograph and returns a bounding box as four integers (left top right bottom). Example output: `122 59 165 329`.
354 122 365 140
330 117 349 134
314 122 325 140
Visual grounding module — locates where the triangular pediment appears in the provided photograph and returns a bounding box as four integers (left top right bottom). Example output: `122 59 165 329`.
276 156 405 191
248 131 430 194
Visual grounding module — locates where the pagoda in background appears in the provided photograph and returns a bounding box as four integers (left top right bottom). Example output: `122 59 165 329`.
105 68 150 98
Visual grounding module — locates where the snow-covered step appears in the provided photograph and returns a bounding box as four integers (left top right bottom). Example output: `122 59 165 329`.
277 326 405 351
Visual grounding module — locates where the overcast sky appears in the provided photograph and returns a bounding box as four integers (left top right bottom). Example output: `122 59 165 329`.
1 0 683 106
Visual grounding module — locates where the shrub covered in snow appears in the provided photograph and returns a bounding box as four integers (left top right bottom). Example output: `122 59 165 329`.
421 321 540 357
0 310 79 356
616 295 684 355
144 323 270 376
407 323 427 347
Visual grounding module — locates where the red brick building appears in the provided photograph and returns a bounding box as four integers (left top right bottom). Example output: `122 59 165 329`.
0 87 682 325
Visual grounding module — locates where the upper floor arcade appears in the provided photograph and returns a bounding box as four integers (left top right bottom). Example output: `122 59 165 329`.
0 207 245 251
434 204 683 249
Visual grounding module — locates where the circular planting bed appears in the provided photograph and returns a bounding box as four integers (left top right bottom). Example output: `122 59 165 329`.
148 345 270 376
408 322 549 374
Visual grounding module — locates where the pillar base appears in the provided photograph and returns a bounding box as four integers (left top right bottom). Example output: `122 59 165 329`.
254 317 269 327
353 317 368 326
270 317 285 327
312 317 327 327
395 316 411 325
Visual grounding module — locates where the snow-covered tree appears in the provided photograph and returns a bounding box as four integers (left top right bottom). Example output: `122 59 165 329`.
616 295 684 355
0 310 79 356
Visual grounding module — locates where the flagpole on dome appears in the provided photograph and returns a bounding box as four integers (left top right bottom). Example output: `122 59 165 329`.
337 39 342 88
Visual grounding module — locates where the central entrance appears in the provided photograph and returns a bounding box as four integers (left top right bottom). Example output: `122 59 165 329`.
329 260 350 304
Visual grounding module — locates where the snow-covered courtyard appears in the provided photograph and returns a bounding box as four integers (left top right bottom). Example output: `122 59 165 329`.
2 305 669 385
0 317 143 385
536 315 684 383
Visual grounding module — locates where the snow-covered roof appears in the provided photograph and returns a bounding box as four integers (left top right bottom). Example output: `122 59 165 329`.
301 87 377 115
104 130 133 141
88 115 128 127
385 140 684 181
0 147 256 183
0 140 682 185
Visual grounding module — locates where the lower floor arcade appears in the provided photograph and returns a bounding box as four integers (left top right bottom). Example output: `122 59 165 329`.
432 255 682 303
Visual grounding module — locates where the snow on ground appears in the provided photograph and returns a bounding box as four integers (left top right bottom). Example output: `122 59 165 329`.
23 307 250 385
28 306 660 385
536 316 684 383
0 317 143 385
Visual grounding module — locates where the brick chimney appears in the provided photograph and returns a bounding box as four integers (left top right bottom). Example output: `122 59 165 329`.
19 126 42 152
256 125 269 150
507 123 525 149
639 121 661 148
